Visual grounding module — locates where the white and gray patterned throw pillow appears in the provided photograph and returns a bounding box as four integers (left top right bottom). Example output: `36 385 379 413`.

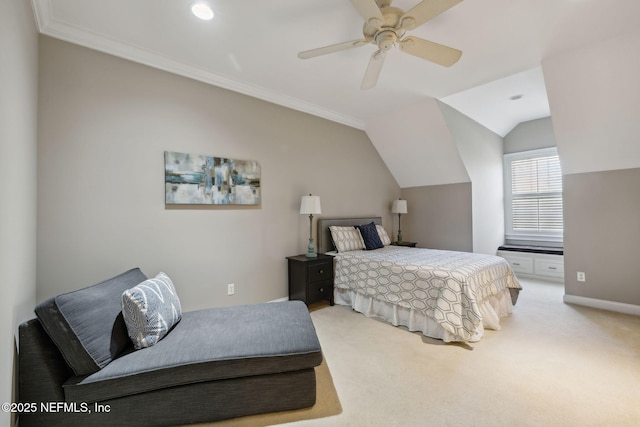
330 226 365 252
376 225 392 246
121 272 182 350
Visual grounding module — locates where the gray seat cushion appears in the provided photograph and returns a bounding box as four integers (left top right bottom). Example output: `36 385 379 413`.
63 301 323 403
35 268 148 375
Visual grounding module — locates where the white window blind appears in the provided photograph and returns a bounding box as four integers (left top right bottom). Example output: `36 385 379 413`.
504 148 563 242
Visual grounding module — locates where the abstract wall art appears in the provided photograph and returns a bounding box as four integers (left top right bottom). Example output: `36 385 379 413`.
164 151 261 205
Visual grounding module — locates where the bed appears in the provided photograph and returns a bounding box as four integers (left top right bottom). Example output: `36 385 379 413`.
318 217 522 343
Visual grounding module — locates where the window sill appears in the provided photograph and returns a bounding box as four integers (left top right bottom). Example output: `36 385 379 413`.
498 244 563 256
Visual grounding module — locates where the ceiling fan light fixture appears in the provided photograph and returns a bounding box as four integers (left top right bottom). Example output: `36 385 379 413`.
298 0 464 89
191 2 214 20
375 30 399 51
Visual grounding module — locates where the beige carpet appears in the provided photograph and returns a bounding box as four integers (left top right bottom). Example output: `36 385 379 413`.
195 280 640 426
201 359 342 426
283 279 640 427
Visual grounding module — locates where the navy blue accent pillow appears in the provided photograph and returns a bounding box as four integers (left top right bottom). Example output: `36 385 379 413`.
355 222 384 250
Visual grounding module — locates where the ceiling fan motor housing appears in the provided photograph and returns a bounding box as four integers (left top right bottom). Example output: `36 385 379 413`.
375 30 398 51
363 6 406 40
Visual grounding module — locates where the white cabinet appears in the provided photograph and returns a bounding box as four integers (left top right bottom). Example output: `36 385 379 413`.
498 251 564 282
534 257 564 278
501 253 533 275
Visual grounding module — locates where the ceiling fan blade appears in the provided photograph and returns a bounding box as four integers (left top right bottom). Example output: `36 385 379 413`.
398 36 462 67
350 0 384 28
361 50 386 90
400 0 463 31
298 39 369 59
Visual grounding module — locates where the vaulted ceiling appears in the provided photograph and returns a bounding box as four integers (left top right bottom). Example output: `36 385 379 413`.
30 0 640 137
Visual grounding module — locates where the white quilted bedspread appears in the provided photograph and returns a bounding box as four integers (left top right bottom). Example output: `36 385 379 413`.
333 246 521 342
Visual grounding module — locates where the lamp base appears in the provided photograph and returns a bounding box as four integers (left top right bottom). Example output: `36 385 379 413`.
306 238 317 258
305 214 317 258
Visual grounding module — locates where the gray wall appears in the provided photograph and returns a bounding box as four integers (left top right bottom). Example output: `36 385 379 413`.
0 0 39 423
37 37 400 309
401 183 473 252
543 29 640 307
563 168 640 305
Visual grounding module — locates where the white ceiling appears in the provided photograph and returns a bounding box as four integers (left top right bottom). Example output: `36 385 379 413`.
31 0 640 136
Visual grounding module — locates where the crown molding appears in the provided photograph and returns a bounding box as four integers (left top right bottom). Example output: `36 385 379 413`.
30 0 365 130
30 0 51 31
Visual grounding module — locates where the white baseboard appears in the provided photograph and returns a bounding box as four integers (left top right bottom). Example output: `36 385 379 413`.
518 273 564 283
563 294 640 316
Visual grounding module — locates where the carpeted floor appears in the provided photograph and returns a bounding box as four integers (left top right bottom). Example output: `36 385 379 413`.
204 279 640 426
285 279 640 426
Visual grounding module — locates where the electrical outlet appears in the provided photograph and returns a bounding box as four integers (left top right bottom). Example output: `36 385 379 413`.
227 283 235 295
577 272 586 282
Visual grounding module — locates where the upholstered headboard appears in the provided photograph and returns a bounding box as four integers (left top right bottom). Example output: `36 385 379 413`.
317 217 382 254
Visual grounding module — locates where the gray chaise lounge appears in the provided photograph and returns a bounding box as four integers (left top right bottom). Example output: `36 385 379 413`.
18 268 322 426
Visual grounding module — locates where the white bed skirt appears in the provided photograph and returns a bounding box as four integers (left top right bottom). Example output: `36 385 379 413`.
334 287 515 343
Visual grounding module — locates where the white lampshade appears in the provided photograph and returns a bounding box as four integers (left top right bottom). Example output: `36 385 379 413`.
391 199 407 214
300 195 321 215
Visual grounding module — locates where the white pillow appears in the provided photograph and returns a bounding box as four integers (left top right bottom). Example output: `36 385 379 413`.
329 226 365 252
121 272 182 350
376 225 392 246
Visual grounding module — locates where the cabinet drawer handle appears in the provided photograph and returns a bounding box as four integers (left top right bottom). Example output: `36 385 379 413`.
319 269 324 275
548 266 557 270
513 262 520 266
319 288 324 292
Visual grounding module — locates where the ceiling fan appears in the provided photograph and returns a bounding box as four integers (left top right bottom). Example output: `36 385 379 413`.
298 0 463 90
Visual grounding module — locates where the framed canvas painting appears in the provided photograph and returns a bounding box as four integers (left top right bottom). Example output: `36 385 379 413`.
165 151 261 205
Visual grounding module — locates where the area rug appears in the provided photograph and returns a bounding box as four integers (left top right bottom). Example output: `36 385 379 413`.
199 359 342 426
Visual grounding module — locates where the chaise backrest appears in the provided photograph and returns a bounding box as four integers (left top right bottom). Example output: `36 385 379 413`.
34 268 148 375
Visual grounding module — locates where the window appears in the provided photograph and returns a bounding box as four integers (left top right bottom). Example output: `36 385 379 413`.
504 147 563 243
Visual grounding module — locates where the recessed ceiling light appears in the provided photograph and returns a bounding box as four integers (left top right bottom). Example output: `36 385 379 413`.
192 3 214 20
